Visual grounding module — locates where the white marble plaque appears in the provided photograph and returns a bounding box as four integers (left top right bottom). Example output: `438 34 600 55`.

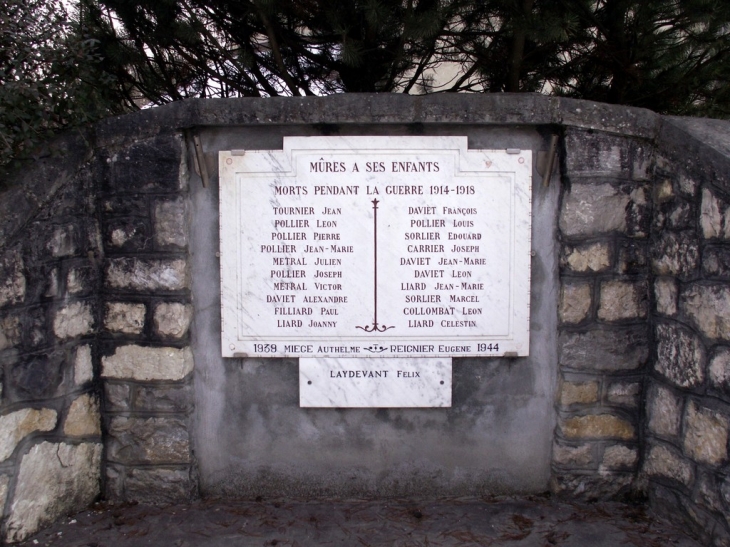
220 136 532 358
299 358 451 407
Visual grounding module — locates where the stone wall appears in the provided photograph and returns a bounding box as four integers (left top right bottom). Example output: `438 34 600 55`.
0 95 729 544
641 117 730 546
0 127 199 541
551 127 652 498
96 134 198 504
0 137 102 542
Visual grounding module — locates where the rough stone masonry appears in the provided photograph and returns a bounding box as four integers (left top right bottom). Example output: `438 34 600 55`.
0 95 729 545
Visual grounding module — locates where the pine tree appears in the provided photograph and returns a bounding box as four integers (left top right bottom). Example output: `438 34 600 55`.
2 0 729 172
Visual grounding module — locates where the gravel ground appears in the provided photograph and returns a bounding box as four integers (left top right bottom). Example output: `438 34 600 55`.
17 496 703 547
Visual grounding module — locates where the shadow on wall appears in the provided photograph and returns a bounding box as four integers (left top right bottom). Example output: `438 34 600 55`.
0 95 729 545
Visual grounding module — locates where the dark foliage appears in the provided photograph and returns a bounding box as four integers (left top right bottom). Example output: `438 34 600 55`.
2 0 729 169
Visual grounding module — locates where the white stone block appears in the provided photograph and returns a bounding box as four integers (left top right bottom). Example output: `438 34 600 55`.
53 302 94 340
74 345 94 385
155 199 188 248
106 258 188 291
5 442 101 542
0 408 57 462
101 345 193 381
154 302 192 338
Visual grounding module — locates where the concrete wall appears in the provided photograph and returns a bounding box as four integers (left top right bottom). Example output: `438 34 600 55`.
190 124 559 498
0 94 729 544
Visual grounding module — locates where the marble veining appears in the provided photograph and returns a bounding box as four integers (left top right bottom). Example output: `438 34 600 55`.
299 358 452 408
220 137 532 358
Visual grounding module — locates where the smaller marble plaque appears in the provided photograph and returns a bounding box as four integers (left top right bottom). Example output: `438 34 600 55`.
299 358 451 408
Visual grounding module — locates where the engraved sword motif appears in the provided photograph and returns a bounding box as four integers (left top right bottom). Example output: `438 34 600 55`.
356 198 394 333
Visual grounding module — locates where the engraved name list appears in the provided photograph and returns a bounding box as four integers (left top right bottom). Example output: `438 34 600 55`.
219 137 532 359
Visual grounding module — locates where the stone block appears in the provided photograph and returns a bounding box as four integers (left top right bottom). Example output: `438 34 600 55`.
0 408 57 462
617 240 648 275
559 282 592 324
101 345 193 381
695 472 723 513
102 135 183 194
107 416 190 465
559 380 599 406
647 384 682 438
86 218 102 253
125 467 194 504
155 199 188 248
21 306 49 350
106 258 188 291
655 179 674 202
103 463 124 501
105 218 151 251
102 194 149 216
606 382 640 407
44 267 59 298
654 323 705 388
65 269 83 295
681 284 730 340
559 183 630 237
564 130 630 177
8 353 64 400
700 188 730 239
654 278 677 316
653 209 667 233
720 475 730 509
154 302 193 339
631 143 652 181
64 394 101 437
561 414 634 440
644 444 693 486
654 155 670 172
104 383 130 411
48 225 76 257
104 302 145 334
135 384 193 413
551 471 634 499
651 231 699 277
562 242 611 273
559 327 648 371
666 201 693 230
0 250 25 308
0 315 20 351
678 174 697 197
552 442 594 467
601 445 638 469
74 345 94 385
53 302 94 340
709 348 730 389
626 186 650 237
597 280 647 321
684 401 728 466
5 442 101 542
703 247 730 277
0 475 8 518
66 266 96 296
